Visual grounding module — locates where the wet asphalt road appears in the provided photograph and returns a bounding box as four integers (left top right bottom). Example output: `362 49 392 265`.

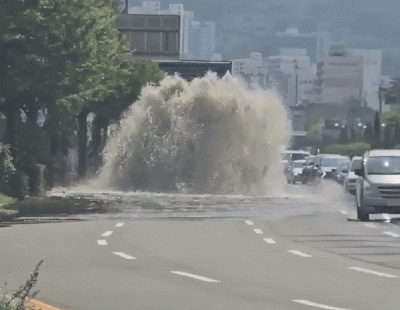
2 181 400 309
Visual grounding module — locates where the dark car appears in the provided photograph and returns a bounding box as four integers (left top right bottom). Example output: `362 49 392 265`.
301 156 323 184
319 154 350 179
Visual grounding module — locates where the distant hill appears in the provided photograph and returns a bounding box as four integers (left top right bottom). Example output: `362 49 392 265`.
138 0 400 74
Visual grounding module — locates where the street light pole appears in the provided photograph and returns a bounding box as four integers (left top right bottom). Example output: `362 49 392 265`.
294 60 299 106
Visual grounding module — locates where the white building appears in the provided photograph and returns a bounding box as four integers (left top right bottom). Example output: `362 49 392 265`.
272 49 316 107
320 54 364 105
232 52 268 88
232 50 317 107
349 49 383 112
319 44 383 111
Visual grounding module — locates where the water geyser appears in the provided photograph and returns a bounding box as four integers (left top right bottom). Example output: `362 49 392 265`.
95 72 290 195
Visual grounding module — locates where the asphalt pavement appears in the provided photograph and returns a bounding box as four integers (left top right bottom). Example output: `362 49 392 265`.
2 181 400 309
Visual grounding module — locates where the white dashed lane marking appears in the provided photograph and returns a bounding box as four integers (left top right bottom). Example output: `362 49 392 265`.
113 252 136 260
101 231 113 237
115 223 125 227
253 228 263 234
292 299 351 310
97 240 107 246
383 231 400 238
348 267 398 278
360 223 378 229
264 238 276 244
171 271 220 283
245 220 254 226
340 210 348 215
288 250 312 258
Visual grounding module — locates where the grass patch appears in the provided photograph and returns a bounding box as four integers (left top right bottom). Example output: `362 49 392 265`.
0 193 17 208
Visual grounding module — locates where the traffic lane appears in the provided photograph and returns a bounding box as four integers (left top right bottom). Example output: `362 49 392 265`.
0 219 308 310
1 217 400 309
116 219 400 310
0 220 116 310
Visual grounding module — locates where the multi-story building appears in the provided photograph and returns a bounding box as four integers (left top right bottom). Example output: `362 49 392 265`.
116 13 181 60
318 44 383 111
122 1 218 61
349 49 383 112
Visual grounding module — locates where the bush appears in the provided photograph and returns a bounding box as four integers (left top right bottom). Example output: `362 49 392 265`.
8 170 29 200
0 144 15 195
323 142 371 158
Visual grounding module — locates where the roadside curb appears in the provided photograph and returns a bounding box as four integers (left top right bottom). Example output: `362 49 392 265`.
25 299 66 310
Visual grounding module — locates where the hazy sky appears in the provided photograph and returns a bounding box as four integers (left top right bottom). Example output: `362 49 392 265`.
129 0 400 73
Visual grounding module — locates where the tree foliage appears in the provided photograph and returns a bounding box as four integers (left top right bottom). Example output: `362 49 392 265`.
0 0 164 183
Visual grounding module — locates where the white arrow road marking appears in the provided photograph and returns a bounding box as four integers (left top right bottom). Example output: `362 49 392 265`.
288 250 312 258
171 271 220 283
348 267 398 278
383 231 400 237
292 299 351 310
254 228 263 234
113 252 136 260
264 238 276 244
97 240 107 246
115 223 125 227
102 231 113 237
245 220 254 226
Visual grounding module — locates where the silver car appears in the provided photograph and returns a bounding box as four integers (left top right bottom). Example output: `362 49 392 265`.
344 156 362 194
355 149 400 221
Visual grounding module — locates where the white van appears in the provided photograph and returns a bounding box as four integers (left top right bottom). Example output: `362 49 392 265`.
355 149 400 221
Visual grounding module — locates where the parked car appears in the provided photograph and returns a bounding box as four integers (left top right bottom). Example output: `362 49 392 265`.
286 159 306 184
355 149 400 221
343 156 362 194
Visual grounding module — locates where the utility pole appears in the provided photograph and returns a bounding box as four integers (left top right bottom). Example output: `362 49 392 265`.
294 60 299 106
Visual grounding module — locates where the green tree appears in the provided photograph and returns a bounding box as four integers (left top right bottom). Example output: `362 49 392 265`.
0 0 66 153
1 0 164 183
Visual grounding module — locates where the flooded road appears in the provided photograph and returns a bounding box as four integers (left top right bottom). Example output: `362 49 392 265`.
46 181 348 221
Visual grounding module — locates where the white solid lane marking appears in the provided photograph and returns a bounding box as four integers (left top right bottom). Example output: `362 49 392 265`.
288 250 312 258
254 228 263 234
97 240 107 246
340 210 348 215
171 271 220 283
112 252 136 260
383 231 400 237
115 223 125 227
245 220 254 226
264 238 276 244
348 267 398 278
292 299 351 310
102 231 113 237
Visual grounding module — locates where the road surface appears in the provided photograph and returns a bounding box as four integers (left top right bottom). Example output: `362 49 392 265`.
2 181 400 309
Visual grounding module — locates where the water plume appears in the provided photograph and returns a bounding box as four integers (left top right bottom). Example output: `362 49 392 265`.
94 72 290 195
